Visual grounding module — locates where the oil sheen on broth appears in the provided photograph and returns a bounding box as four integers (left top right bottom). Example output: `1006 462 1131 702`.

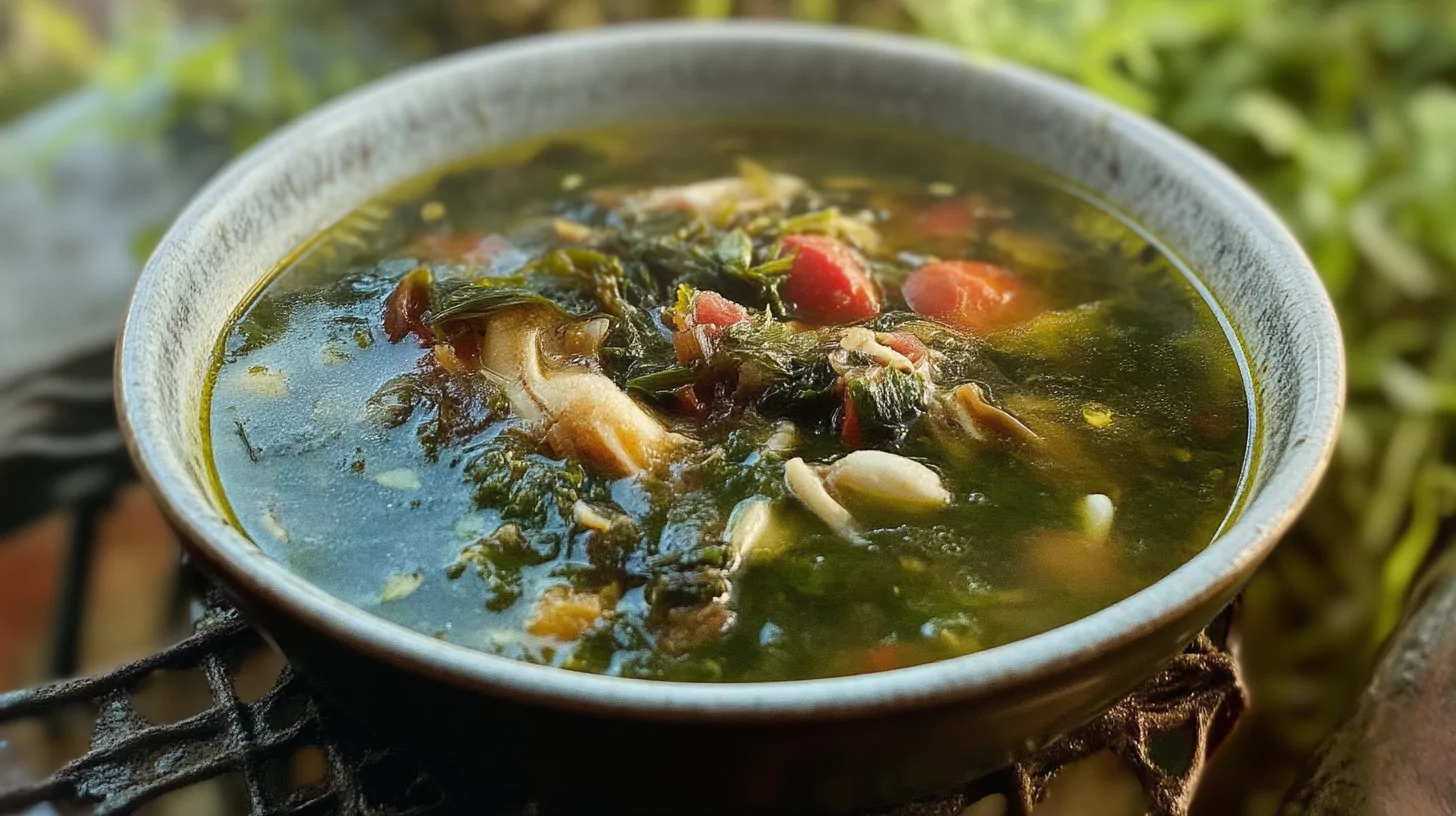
206 121 1251 683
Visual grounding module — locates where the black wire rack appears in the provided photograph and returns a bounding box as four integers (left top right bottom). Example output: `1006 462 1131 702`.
0 345 1245 816
0 587 1243 816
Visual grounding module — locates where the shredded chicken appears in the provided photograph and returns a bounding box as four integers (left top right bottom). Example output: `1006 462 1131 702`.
839 327 918 373
480 305 682 477
605 171 807 217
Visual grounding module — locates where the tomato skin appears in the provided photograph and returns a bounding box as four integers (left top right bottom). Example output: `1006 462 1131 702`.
780 235 881 324
902 260 1039 336
693 290 749 330
674 291 749 364
840 391 865 449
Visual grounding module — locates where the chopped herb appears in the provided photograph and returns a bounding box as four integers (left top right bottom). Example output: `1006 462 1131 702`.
626 365 699 398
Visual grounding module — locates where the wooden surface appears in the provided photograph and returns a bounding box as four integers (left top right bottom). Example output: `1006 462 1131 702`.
1282 552 1456 816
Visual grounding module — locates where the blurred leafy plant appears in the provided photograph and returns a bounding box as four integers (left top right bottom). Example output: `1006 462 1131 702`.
906 0 1456 808
0 0 101 120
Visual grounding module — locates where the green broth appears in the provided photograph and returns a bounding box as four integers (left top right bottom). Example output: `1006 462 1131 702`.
206 120 1251 682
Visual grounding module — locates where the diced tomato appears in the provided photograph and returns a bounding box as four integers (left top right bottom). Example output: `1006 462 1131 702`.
675 384 710 420
674 291 749 364
383 267 434 345
881 331 931 365
415 232 512 264
918 197 982 240
780 235 880 324
840 391 865 449
902 260 1040 336
693 291 749 332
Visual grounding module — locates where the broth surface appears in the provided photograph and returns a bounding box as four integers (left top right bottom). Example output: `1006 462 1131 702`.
207 121 1251 682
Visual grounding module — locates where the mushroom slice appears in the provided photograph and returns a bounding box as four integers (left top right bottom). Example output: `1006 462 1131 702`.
946 382 1040 446
824 451 950 515
784 457 859 541
480 305 682 477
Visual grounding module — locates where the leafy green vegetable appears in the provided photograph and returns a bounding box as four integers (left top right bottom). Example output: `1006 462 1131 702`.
716 313 831 379
715 228 795 315
367 365 509 461
626 365 699 398
845 366 934 445
430 283 563 324
449 523 562 612
599 302 677 386
465 436 595 527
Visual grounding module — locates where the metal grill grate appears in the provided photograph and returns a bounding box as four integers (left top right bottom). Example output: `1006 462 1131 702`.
0 586 1242 816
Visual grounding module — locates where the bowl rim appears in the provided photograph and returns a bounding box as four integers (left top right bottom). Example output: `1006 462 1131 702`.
117 19 1343 722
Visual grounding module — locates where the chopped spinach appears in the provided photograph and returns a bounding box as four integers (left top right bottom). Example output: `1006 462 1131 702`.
845 366 935 446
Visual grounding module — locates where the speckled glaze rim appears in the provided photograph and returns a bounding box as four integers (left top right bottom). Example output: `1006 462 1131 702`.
118 21 1343 723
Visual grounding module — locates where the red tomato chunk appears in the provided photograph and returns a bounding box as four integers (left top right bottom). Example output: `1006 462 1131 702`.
780 235 881 324
693 290 749 331
674 291 749 364
902 260 1039 336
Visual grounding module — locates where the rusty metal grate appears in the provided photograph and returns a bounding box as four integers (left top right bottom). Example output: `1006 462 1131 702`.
0 584 1242 816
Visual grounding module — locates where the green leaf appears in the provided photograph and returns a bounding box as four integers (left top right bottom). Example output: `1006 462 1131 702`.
626 366 699 398
431 285 562 324
1231 91 1307 156
715 228 753 270
845 367 934 445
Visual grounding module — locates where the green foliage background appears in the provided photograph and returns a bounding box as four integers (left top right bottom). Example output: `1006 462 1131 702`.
5 0 1455 811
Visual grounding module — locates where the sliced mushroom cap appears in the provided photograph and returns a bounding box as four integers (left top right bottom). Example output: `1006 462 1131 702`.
726 496 794 565
946 382 1040 446
480 305 683 477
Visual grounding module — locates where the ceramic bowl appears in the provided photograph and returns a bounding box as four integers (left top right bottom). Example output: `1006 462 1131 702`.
117 21 1343 814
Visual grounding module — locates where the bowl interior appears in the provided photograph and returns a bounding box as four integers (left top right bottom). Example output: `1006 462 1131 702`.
119 21 1341 714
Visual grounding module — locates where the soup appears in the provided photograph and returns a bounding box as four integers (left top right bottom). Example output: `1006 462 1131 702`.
206 121 1251 683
